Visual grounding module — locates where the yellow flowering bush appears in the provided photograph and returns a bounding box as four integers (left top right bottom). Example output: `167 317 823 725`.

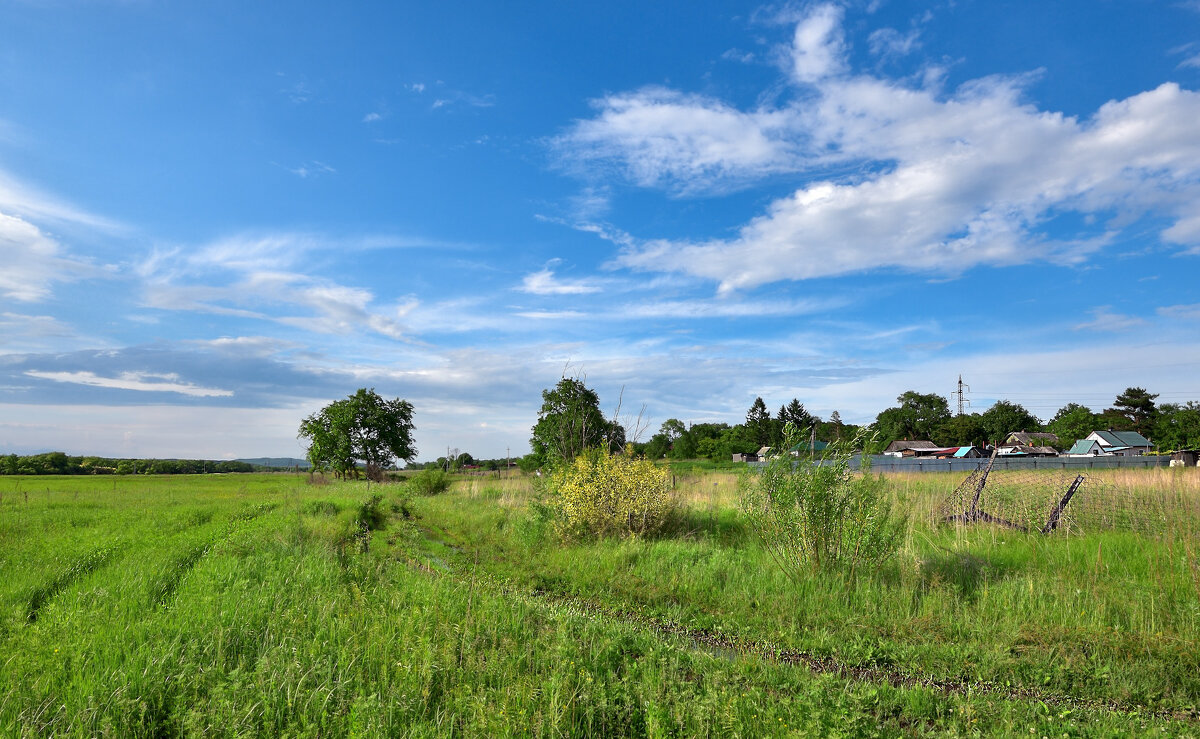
551 449 675 539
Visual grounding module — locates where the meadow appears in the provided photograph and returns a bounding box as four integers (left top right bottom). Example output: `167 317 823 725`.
1 466 1198 736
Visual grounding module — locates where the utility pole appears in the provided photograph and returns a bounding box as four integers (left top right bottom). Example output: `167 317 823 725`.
505 446 510 478
953 375 971 416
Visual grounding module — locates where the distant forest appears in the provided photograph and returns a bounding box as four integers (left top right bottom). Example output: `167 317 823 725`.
1 452 256 476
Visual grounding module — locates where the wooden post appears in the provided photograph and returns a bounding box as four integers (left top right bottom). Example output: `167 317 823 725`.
969 448 998 521
1041 475 1085 534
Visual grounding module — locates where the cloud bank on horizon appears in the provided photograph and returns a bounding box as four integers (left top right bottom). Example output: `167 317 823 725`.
0 1 1198 460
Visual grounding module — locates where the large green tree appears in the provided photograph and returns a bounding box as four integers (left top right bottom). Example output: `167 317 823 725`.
746 397 772 447
979 400 1041 444
1108 387 1159 436
299 388 416 480
1047 403 1097 449
934 413 986 447
1154 402 1200 451
873 391 951 444
529 377 622 467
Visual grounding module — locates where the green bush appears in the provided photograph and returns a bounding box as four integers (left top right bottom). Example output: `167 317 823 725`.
741 426 906 578
550 449 676 540
357 494 387 531
408 469 451 496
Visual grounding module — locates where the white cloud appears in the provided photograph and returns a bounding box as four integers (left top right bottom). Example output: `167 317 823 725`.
25 370 234 397
0 169 123 232
138 232 419 341
520 268 602 295
1157 302 1200 321
287 161 336 178
1072 307 1147 332
555 87 803 193
616 296 838 319
721 48 756 64
868 27 921 59
0 212 111 302
558 4 1200 291
363 112 383 123
791 3 846 83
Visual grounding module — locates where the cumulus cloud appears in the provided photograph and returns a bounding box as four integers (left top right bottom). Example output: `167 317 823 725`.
556 3 1200 292
553 87 803 194
791 3 846 83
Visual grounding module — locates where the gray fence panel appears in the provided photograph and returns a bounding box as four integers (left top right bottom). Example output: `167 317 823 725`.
752 455 1172 473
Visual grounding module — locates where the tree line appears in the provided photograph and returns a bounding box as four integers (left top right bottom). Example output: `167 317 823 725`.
0 452 254 476
521 380 1199 467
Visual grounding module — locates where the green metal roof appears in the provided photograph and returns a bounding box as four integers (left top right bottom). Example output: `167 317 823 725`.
1093 429 1152 447
1067 439 1099 455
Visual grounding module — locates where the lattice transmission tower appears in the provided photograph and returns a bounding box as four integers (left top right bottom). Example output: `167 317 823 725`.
953 374 971 416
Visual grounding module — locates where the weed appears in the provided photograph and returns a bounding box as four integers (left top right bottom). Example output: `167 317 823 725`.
741 427 907 578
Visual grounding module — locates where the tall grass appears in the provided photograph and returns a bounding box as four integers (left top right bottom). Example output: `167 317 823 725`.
2 471 1197 735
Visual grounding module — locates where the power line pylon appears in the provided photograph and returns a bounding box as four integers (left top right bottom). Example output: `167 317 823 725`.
954 375 971 416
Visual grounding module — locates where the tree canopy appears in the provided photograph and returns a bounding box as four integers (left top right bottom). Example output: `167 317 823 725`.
874 391 951 443
298 388 416 480
1108 387 1159 436
979 400 1041 444
529 377 623 467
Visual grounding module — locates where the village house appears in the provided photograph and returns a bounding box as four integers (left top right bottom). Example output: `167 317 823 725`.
882 440 939 457
1004 431 1059 447
1066 429 1154 457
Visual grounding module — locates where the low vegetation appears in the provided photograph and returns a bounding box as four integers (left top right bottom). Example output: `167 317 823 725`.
2 468 1198 736
548 449 676 539
742 429 906 578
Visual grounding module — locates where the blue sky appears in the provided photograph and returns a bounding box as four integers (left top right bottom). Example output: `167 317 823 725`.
2 0 1199 461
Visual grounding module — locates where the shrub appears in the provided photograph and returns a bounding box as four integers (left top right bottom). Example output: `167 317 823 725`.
741 427 906 578
408 469 452 496
550 449 675 539
357 494 387 531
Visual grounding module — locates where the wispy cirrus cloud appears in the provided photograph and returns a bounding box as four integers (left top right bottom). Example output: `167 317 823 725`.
555 3 1200 293
1157 302 1200 321
519 267 602 295
25 370 234 397
138 232 422 341
286 161 336 179
1073 306 1147 332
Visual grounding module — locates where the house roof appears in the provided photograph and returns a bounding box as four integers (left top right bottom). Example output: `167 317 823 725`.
952 446 978 457
1092 429 1152 448
756 446 773 457
1067 439 1100 455
882 440 939 453
790 440 830 452
1006 431 1059 445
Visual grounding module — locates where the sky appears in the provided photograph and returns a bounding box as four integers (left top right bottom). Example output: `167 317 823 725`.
2 0 1199 462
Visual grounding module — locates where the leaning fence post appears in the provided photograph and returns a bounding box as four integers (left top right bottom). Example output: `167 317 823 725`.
1041 475 1085 534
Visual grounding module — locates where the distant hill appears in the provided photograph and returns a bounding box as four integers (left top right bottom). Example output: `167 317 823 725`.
236 457 311 469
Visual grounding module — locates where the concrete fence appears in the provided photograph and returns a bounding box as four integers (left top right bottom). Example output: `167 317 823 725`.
754 455 1173 473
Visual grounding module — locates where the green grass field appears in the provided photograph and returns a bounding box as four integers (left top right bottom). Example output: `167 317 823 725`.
2 468 1198 736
